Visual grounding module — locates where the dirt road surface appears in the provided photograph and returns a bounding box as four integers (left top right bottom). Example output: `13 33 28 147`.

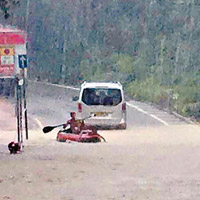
1 99 200 200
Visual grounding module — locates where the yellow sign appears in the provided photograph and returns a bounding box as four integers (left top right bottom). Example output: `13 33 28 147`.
0 47 15 56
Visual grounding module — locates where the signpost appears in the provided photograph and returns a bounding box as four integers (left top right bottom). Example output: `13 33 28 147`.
18 55 27 69
18 55 29 140
16 79 20 143
0 26 29 147
0 47 15 76
22 70 28 140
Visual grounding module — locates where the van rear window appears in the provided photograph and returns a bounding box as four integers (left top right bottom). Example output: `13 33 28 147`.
82 88 122 106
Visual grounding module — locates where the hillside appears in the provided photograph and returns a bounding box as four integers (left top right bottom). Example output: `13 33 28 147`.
0 0 200 119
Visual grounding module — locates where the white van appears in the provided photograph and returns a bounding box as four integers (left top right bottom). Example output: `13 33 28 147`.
77 82 127 129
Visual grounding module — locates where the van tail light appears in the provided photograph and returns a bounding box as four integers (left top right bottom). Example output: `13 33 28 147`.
122 103 126 112
78 103 82 112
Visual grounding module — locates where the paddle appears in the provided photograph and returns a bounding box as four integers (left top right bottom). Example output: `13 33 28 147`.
42 124 65 134
42 114 95 134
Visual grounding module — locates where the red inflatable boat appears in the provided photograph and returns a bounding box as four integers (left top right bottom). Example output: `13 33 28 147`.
56 129 106 143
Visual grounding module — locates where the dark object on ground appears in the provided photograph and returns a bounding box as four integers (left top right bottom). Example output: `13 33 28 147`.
8 142 21 154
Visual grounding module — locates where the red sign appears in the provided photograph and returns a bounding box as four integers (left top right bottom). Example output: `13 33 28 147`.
0 46 15 75
0 33 26 45
0 65 15 76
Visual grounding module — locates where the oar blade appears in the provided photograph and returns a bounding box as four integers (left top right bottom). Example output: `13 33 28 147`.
42 126 55 133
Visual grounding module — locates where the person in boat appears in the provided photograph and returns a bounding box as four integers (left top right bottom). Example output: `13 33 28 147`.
63 112 81 134
63 112 97 134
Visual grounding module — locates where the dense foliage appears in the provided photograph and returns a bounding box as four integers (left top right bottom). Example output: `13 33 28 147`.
1 0 200 119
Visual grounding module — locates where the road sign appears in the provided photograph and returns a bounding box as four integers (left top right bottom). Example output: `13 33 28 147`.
0 47 15 56
18 55 28 68
1 56 14 65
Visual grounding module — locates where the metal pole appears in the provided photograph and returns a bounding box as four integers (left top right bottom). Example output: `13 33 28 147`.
16 79 20 143
19 84 23 144
25 0 29 139
23 70 28 140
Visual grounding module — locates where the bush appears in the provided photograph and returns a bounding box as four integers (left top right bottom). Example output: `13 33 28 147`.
127 78 200 121
127 77 170 108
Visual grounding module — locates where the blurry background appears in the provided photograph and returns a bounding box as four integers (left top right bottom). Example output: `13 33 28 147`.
0 0 200 120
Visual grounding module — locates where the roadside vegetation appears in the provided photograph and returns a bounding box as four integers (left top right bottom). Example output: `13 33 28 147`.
1 0 200 120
